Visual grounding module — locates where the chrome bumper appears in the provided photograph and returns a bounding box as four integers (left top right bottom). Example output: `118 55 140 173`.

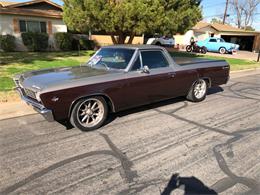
15 87 54 122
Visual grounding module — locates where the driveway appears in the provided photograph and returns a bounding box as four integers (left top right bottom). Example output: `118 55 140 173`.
0 72 260 195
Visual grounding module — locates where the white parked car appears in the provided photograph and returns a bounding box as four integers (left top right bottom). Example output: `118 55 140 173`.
146 35 175 47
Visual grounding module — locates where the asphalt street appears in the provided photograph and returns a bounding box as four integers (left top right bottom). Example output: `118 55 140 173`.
0 72 260 195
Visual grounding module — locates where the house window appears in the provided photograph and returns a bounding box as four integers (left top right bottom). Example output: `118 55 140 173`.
19 20 26 32
19 20 47 33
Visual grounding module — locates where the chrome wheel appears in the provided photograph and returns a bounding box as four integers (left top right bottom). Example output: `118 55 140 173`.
194 79 207 99
77 98 105 128
219 47 226 54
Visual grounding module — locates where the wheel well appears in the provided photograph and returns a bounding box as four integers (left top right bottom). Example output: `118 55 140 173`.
202 77 211 87
68 94 115 118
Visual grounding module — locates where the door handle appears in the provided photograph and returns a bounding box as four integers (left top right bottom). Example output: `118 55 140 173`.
168 72 176 78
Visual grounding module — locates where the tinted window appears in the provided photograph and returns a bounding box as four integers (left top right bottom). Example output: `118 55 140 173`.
141 51 169 69
131 56 141 71
209 39 217 42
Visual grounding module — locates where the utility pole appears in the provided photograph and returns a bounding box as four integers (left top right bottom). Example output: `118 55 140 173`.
223 0 229 24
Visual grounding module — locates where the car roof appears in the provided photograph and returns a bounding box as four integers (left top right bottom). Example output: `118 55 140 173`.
102 44 164 50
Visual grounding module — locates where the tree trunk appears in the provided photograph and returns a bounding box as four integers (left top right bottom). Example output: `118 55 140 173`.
118 32 127 44
110 35 118 44
110 33 128 44
127 34 135 44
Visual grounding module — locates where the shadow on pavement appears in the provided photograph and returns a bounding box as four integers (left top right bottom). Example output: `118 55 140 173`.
161 173 217 195
104 86 223 128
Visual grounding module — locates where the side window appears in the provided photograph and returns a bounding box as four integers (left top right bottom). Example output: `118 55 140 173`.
131 56 141 71
141 51 169 69
209 38 217 42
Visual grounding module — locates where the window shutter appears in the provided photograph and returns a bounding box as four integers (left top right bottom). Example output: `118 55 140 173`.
48 21 52 34
13 18 19 33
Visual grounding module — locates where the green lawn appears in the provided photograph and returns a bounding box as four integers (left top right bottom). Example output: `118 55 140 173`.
0 50 259 92
0 51 94 91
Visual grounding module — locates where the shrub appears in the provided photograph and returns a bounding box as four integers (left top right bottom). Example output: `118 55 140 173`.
71 37 96 51
21 32 49 51
79 38 95 50
0 34 16 52
54 32 73 51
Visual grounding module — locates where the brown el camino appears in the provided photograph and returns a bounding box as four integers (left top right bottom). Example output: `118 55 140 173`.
14 45 229 131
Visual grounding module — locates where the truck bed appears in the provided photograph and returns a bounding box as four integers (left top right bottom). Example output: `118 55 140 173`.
174 57 223 65
173 57 228 71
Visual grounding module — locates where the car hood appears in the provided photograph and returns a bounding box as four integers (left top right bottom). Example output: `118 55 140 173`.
17 66 115 91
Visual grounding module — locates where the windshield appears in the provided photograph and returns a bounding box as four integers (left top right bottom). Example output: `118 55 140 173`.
87 48 135 70
217 38 225 42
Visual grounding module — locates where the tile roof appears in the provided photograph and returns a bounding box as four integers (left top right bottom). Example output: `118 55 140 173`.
0 0 62 18
193 21 258 33
0 1 18 7
192 22 210 30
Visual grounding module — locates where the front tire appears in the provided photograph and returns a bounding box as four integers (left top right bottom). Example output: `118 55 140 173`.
186 45 192 52
219 47 226 54
186 79 208 102
70 97 108 131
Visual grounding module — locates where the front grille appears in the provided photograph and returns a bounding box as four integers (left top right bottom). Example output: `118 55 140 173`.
23 88 37 100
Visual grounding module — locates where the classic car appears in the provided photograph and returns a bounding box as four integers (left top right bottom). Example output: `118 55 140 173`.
14 45 230 131
146 34 175 47
196 37 239 54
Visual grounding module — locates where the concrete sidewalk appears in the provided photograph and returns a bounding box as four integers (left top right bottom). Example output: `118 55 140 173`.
0 69 259 121
0 101 35 120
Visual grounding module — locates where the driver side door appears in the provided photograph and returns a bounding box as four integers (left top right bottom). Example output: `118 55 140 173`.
122 50 180 109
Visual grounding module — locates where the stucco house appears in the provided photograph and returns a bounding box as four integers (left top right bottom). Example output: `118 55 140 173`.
174 21 260 52
0 0 67 50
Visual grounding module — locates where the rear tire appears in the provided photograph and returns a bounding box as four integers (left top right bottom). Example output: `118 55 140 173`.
155 42 162 46
70 96 108 131
186 79 208 102
201 46 207 54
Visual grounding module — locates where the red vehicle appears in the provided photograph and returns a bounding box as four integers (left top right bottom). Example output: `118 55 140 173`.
14 45 230 131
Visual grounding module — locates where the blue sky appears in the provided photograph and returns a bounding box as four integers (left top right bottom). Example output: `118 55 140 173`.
8 0 260 30
201 0 260 30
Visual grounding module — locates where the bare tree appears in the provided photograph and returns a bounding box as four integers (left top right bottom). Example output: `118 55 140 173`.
231 0 260 29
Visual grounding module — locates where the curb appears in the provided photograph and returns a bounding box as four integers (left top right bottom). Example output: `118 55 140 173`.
230 68 260 79
230 67 260 74
0 101 36 121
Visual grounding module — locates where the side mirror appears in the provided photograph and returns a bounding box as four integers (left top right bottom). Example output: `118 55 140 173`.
141 65 150 74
